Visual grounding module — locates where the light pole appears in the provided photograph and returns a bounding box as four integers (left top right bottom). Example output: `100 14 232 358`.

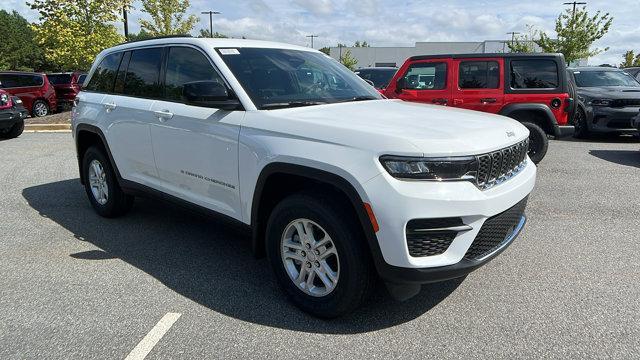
123 5 129 40
563 1 586 17
306 35 318 49
201 11 221 38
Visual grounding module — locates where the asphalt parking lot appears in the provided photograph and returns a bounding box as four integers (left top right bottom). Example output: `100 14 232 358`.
1 132 639 359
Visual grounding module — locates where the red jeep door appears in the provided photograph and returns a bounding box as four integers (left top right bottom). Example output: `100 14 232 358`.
387 59 451 106
451 58 504 114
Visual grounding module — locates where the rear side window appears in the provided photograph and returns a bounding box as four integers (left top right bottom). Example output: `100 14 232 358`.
86 52 123 93
164 47 224 102
402 62 447 90
47 74 72 85
459 61 499 89
123 48 163 98
510 59 558 89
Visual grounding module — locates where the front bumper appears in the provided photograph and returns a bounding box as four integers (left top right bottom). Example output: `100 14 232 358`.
586 106 640 133
362 158 536 284
0 107 27 129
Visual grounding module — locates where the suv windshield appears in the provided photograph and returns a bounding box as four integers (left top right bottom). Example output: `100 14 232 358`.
47 74 72 85
573 70 640 87
218 48 382 109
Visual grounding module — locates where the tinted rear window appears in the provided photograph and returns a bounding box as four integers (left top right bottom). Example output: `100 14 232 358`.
510 59 558 89
86 52 123 93
123 48 163 98
0 73 43 88
459 61 499 89
47 74 72 85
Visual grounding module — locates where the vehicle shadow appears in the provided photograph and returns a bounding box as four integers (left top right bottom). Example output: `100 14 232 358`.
557 133 639 144
22 179 462 334
589 149 640 168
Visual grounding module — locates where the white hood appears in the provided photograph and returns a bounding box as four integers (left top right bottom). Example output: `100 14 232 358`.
250 99 529 157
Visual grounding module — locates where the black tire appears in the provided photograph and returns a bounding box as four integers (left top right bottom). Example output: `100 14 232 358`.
82 146 134 217
32 99 49 117
522 122 548 164
0 120 24 139
266 192 376 318
573 107 590 139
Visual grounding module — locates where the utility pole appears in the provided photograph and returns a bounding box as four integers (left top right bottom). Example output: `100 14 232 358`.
306 35 318 49
563 1 586 17
338 44 343 61
201 11 221 38
123 6 129 40
507 31 520 45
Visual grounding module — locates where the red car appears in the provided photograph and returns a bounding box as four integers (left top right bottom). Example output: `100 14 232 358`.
47 72 86 110
383 53 575 163
0 71 57 117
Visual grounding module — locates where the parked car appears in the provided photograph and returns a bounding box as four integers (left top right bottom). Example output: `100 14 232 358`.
354 67 397 90
383 53 576 164
623 67 640 81
567 67 640 138
47 72 86 110
0 89 28 139
0 72 57 117
73 38 535 317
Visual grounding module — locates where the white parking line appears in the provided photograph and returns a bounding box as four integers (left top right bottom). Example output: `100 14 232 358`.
125 312 182 360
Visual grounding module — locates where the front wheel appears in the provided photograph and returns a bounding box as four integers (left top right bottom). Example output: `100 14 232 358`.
266 193 375 318
573 107 590 139
522 122 548 164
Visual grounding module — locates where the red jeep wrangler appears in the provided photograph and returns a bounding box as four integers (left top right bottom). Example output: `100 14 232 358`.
384 53 575 163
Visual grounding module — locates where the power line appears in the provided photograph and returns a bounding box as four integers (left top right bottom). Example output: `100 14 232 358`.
201 11 221 38
306 35 318 49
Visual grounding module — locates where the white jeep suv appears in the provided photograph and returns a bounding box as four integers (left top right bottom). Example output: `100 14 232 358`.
72 37 536 318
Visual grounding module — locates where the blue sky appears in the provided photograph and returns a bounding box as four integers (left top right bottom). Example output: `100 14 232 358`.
5 0 639 65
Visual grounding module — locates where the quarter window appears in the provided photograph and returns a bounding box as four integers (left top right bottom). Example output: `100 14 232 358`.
85 52 122 93
165 47 224 102
123 48 163 98
459 61 499 89
510 60 558 89
402 62 447 90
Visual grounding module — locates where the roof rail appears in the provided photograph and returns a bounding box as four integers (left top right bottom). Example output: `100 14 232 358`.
120 34 193 45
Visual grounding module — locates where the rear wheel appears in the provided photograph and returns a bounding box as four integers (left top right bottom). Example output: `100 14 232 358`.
0 120 24 139
32 100 49 117
266 192 375 318
522 122 548 164
82 146 134 217
573 107 590 139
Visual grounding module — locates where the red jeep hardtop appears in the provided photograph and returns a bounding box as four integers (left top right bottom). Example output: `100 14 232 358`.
383 53 575 163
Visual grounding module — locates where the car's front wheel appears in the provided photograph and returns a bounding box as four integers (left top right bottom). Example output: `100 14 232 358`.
266 192 375 318
522 122 548 164
573 107 590 139
82 146 134 217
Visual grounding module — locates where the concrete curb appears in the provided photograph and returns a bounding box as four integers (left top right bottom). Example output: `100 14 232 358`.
24 124 71 132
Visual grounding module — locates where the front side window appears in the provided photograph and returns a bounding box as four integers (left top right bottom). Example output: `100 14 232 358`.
510 59 558 89
165 47 224 102
459 61 499 89
86 52 123 93
123 48 163 98
218 48 381 109
573 70 640 88
402 62 447 90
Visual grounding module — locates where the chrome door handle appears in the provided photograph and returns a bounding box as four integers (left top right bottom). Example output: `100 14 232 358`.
153 110 174 122
103 102 116 112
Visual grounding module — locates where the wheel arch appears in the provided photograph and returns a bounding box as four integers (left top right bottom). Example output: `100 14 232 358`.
499 103 559 136
75 124 121 185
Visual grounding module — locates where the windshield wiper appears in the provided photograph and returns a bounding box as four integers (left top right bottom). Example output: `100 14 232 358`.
335 96 379 103
260 101 327 110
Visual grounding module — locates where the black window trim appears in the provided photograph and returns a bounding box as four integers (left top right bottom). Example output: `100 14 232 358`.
0 73 44 89
401 61 448 91
504 57 567 94
457 60 501 90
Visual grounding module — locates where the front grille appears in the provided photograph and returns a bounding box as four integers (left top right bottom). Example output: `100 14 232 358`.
464 197 528 260
475 138 529 190
406 217 462 257
610 98 640 107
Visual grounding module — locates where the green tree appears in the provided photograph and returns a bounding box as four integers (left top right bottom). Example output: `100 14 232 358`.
0 10 46 71
197 29 228 38
139 0 198 36
507 26 540 53
620 50 640 68
339 49 358 71
29 0 127 71
127 29 153 42
353 40 369 47
535 6 612 64
318 47 330 55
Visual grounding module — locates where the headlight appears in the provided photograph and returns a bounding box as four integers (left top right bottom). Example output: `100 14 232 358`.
0 93 8 105
380 156 478 180
590 99 612 106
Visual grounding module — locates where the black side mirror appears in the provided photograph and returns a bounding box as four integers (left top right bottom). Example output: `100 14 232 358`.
395 77 405 93
183 81 240 110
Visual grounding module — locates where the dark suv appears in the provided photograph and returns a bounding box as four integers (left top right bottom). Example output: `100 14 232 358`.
0 72 57 117
384 53 575 163
47 72 86 110
568 67 640 138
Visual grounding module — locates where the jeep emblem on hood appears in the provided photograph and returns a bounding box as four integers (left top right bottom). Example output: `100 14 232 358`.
506 131 516 137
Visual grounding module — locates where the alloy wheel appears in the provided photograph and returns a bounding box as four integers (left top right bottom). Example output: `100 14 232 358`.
88 159 109 205
33 102 48 117
280 218 340 297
